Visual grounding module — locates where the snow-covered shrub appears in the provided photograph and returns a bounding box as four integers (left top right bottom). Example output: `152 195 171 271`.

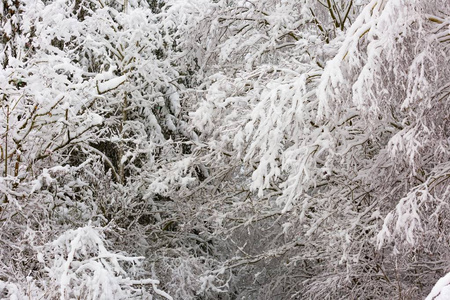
40 225 172 300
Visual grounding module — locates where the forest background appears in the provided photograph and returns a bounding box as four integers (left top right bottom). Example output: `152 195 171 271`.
1 0 450 299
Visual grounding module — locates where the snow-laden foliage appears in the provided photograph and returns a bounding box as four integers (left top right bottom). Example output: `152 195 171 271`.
0 225 172 299
180 0 450 298
1 0 217 298
41 225 172 299
1 0 450 298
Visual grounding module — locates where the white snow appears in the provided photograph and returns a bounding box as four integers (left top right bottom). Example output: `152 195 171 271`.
426 272 450 300
97 75 127 94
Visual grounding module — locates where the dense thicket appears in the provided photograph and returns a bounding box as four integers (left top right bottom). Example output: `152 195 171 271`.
1 0 449 299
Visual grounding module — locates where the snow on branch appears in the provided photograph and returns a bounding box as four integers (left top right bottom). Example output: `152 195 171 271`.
40 225 172 300
96 75 128 94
